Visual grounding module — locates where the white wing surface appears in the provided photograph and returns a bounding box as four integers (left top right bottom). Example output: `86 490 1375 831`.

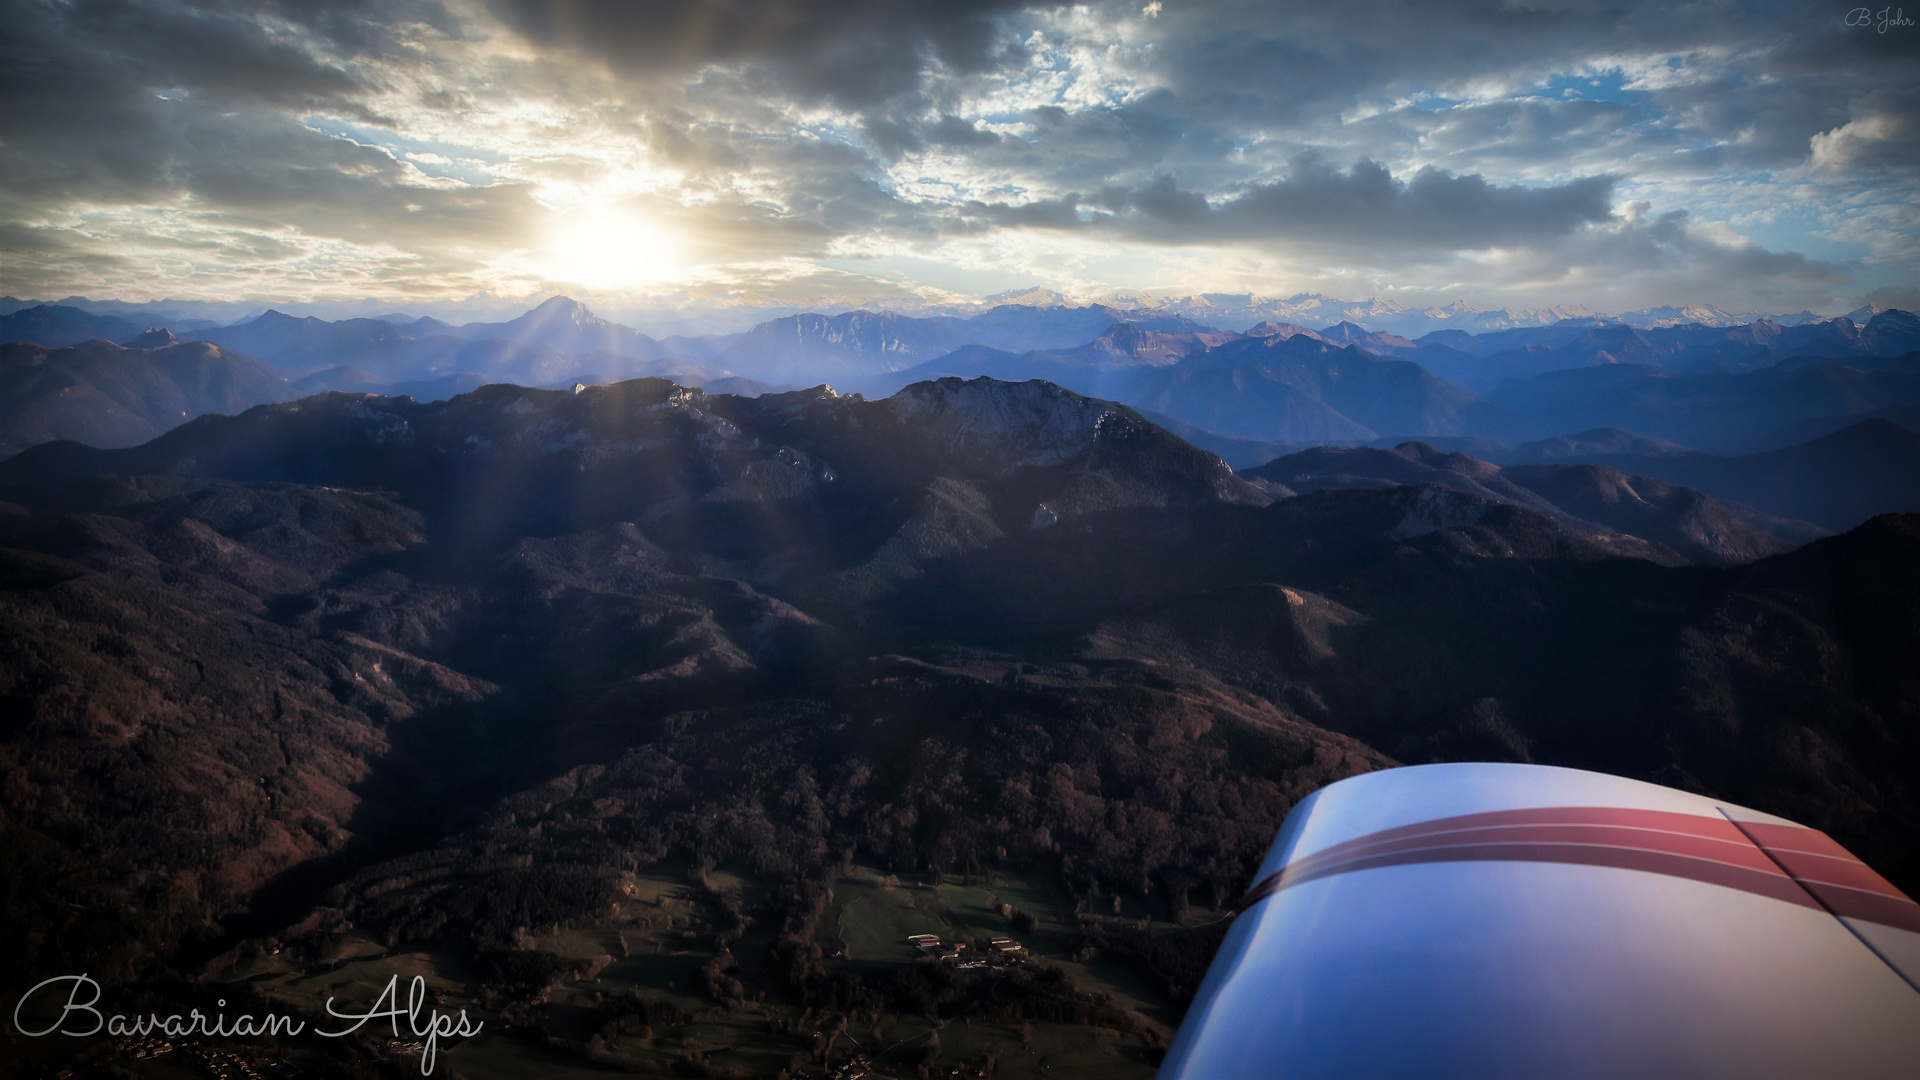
1160 763 1920 1078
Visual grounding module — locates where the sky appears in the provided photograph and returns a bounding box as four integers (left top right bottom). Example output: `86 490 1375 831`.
1 0 1916 318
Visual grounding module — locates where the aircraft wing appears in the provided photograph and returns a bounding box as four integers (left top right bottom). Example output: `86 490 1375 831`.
1160 762 1920 1078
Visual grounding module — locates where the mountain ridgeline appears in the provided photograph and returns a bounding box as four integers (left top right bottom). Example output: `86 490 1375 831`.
4 298 1918 536
1242 441 1829 566
2 290 1919 1075
0 335 289 456
2 373 1917 1024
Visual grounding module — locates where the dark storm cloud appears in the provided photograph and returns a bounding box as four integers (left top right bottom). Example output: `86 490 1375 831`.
490 0 1031 109
958 156 1617 254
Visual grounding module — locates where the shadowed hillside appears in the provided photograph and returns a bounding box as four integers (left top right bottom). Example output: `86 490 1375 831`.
3 375 1916 1078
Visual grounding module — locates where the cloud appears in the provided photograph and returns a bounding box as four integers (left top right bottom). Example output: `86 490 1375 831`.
487 0 1031 109
1810 88 1920 176
1467 203 1855 311
958 155 1618 254
1865 285 1920 310
0 0 1905 312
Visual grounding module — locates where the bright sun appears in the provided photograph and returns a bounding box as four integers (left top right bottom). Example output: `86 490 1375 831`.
542 209 683 287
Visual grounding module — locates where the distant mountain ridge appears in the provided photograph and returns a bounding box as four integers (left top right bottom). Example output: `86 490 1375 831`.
0 338 291 455
1243 441 1827 565
652 302 1920 449
981 289 1840 337
0 304 164 347
1505 418 1920 532
882 325 1523 445
1484 353 1920 452
0 290 1873 341
6 294 1918 477
182 296 680 374
0 376 1269 575
12 295 1910 394
440 295 670 357
1414 309 1920 390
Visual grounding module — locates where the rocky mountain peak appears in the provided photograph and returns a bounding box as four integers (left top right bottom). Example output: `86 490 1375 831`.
525 295 602 325
884 376 1128 470
245 309 319 329
1245 321 1322 340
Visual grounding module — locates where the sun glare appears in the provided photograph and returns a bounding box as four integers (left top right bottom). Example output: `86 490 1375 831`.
543 209 683 287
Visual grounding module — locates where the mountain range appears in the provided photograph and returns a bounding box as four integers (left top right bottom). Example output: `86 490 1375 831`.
4 296 1917 529
1243 441 1826 565
1482 348 1920 451
6 295 1917 439
1025 290 1849 337
1411 311 1920 390
0 303 195 347
2 289 1875 343
4 375 1916 917
1496 419 1920 532
2 372 1917 1076
0 335 289 456
836 312 1920 454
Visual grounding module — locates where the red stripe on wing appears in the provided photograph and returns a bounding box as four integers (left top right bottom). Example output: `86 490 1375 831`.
1239 805 1919 935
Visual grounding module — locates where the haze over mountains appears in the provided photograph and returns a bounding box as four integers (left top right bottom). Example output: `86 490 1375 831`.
0 289 1865 339
6 294 1916 534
